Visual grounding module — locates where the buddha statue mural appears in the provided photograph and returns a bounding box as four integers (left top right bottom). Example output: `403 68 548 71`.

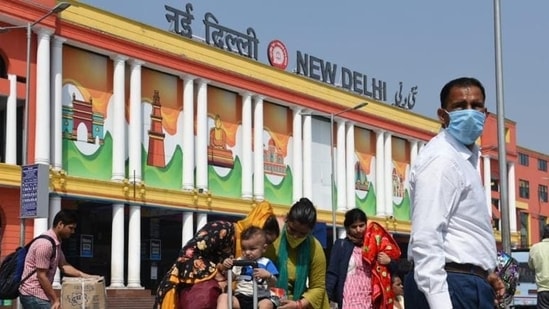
208 114 234 168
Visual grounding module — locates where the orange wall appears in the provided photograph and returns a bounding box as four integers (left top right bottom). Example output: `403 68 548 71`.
0 188 34 260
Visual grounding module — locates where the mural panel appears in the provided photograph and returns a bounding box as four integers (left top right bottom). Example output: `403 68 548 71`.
354 127 376 216
62 46 113 180
392 137 410 220
141 68 182 189
263 102 293 205
207 86 242 198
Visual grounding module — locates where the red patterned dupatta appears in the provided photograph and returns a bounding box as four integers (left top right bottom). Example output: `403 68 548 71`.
362 222 401 309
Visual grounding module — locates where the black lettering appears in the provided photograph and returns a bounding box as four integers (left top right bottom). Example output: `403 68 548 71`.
382 81 387 101
309 56 322 80
372 78 384 100
296 51 308 76
363 75 372 97
341 67 352 90
321 61 337 85
352 71 363 94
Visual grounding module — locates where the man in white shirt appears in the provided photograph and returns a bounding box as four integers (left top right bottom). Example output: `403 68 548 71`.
404 77 505 309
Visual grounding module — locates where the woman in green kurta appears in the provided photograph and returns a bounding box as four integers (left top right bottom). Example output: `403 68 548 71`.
265 197 330 309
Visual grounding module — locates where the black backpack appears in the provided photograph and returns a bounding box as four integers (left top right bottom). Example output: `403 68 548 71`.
0 234 56 299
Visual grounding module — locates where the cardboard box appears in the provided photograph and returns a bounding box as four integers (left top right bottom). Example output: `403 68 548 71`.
61 277 106 309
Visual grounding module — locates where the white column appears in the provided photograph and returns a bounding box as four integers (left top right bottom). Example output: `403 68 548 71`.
195 80 208 191
345 123 356 210
182 75 195 190
375 131 385 216
5 74 17 164
302 113 313 199
483 156 492 215
128 60 143 183
508 162 517 233
292 108 303 201
336 119 346 211
196 213 207 232
253 95 264 201
49 196 62 288
51 37 66 170
182 211 194 246
127 205 142 288
34 29 53 165
241 92 253 199
110 203 125 288
384 132 393 217
111 56 127 181
410 140 418 165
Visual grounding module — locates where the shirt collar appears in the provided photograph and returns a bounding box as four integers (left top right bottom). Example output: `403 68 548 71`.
442 130 479 166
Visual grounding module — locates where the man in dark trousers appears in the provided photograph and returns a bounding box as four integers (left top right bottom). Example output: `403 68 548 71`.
404 77 505 308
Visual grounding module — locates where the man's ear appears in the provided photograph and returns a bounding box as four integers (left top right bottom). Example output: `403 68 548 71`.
437 108 448 128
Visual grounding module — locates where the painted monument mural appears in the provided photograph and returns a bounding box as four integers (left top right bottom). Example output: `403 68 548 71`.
391 137 411 220
354 127 376 216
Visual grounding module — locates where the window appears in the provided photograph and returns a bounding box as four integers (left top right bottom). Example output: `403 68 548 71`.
519 179 530 199
538 159 548 172
539 185 548 203
520 212 529 248
491 179 499 192
519 153 529 166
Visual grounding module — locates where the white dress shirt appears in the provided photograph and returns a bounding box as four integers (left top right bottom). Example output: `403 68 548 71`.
408 130 497 308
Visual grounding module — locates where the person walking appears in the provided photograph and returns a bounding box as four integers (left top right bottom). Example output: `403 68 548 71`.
529 224 549 308
404 77 505 309
19 210 96 309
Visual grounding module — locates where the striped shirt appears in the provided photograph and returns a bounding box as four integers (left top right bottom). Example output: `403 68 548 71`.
19 229 63 301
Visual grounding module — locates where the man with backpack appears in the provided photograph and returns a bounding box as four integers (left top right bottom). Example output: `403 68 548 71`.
19 210 95 309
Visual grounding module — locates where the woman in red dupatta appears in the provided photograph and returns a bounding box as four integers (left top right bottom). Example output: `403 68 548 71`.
362 222 401 309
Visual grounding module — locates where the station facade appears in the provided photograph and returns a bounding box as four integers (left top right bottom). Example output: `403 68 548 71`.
1 0 538 293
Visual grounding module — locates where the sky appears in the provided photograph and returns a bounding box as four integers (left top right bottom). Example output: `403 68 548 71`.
79 0 549 154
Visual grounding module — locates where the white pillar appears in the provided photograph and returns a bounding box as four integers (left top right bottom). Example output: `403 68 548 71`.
5 74 17 164
508 162 517 233
195 80 208 191
345 123 356 210
51 37 66 170
111 56 127 181
182 211 194 246
49 196 62 288
375 131 385 216
128 60 143 183
302 113 312 199
410 140 418 165
182 75 195 190
127 205 142 288
336 119 346 211
241 92 253 199
384 132 393 217
34 29 52 165
292 108 303 202
196 213 207 232
253 96 264 201
483 156 492 215
110 203 125 288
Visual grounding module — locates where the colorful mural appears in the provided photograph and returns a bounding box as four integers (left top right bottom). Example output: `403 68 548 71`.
62 46 113 180
354 127 376 216
392 137 410 220
141 67 183 189
207 86 242 198
263 102 293 205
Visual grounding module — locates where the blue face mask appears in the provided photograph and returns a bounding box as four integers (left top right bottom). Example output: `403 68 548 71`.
446 109 486 145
